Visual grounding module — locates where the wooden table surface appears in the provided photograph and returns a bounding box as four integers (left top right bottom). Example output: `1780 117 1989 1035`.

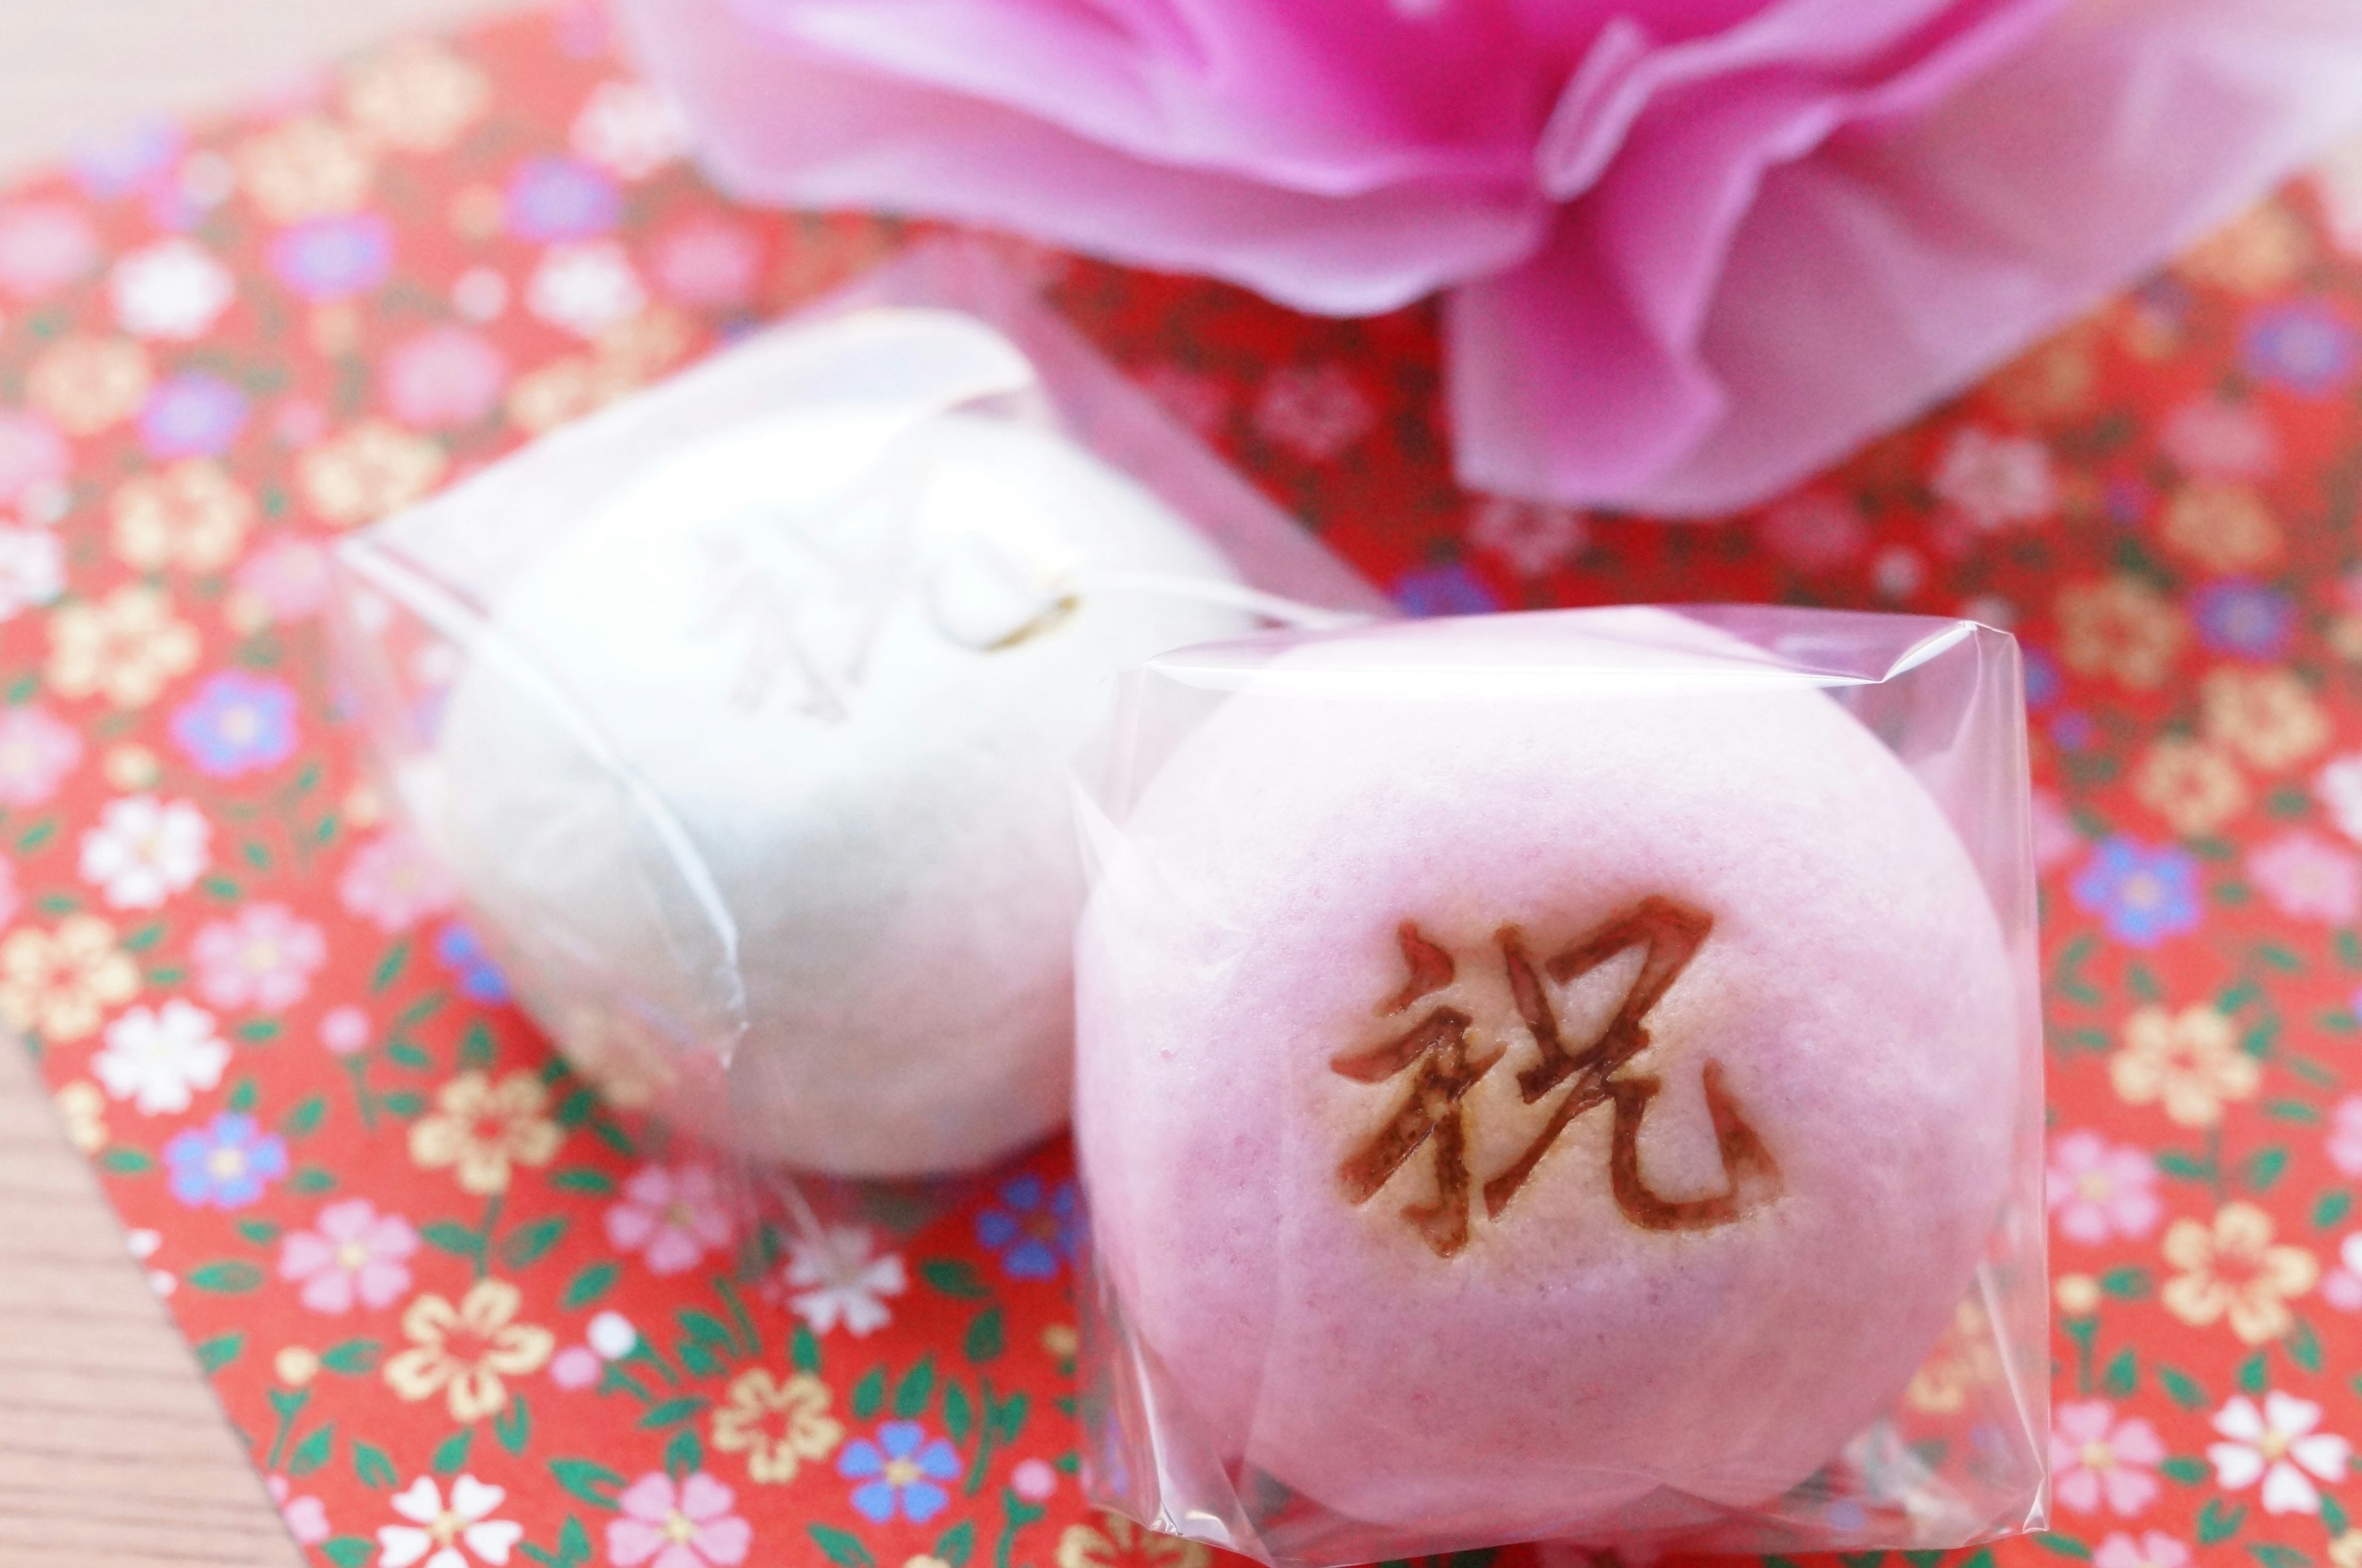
0 4 499 1560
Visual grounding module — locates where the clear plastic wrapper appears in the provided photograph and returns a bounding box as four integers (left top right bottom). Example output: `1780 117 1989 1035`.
1072 605 2048 1566
326 241 1385 1224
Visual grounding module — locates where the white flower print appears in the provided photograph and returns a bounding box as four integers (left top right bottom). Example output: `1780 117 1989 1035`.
1931 426 2055 531
570 79 690 180
108 237 234 341
78 794 209 909
525 241 643 338
92 1000 228 1116
126 1226 173 1297
1466 496 1587 578
587 1310 638 1361
782 1225 907 1338
2208 1391 2352 1516
2313 131 2362 260
377 1474 523 1568
2318 753 2362 846
0 525 63 622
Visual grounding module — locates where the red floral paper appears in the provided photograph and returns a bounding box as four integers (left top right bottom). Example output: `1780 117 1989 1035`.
0 7 2357 1568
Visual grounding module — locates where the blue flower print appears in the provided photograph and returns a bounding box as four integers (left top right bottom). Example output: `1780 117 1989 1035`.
2241 301 2359 396
268 214 394 302
165 1113 287 1210
975 1175 1079 1280
138 372 249 459
2021 647 2062 711
435 921 511 1004
170 671 298 778
2191 580 2296 661
1391 562 1501 618
837 1421 960 1524
2101 475 2152 530
71 120 180 198
504 155 621 241
2072 837 2203 949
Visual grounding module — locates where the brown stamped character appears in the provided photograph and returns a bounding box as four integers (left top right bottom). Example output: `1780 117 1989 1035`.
1333 900 1781 1259
1485 897 1779 1228
1330 923 1503 1259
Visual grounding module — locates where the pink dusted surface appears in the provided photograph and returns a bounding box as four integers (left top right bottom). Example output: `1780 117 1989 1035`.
617 0 2362 511
1075 616 2021 1553
0 5 2359 1568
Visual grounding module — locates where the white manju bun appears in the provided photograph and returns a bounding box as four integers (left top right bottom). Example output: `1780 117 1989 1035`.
430 392 1260 1176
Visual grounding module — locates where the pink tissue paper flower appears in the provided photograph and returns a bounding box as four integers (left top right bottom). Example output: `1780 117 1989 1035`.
616 0 2362 512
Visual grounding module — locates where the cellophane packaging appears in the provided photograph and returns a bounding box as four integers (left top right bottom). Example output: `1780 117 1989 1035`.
1071 605 2048 1566
325 239 1386 1244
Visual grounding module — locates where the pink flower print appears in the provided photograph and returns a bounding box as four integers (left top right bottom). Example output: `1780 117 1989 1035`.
273 396 328 448
605 1164 734 1276
0 704 83 809
0 857 19 933
2323 1233 2362 1313
233 538 334 621
551 1345 602 1390
1010 1457 1057 1503
278 1197 418 1313
1130 363 1228 437
382 325 509 430
0 410 68 509
2033 787 2083 874
192 902 326 1012
266 1474 330 1546
1467 496 1588 578
1252 363 1373 463
338 827 457 933
319 1004 370 1057
0 201 98 300
1932 427 2056 531
2051 1399 2166 1517
2247 830 2362 924
608 1471 752 1568
2048 1131 2163 1244
2160 396 2279 481
649 217 761 311
1758 491 1869 572
570 79 690 181
554 1307 639 1388
2093 1532 2192 1568
2331 1097 2362 1178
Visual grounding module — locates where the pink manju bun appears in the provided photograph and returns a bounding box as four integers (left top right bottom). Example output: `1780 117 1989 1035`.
1075 610 2017 1544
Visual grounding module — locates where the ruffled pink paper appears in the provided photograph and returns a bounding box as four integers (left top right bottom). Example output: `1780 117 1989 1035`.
615 0 2362 514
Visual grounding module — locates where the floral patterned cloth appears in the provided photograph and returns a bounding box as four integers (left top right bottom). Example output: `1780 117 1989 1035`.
1 6 2359 1568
